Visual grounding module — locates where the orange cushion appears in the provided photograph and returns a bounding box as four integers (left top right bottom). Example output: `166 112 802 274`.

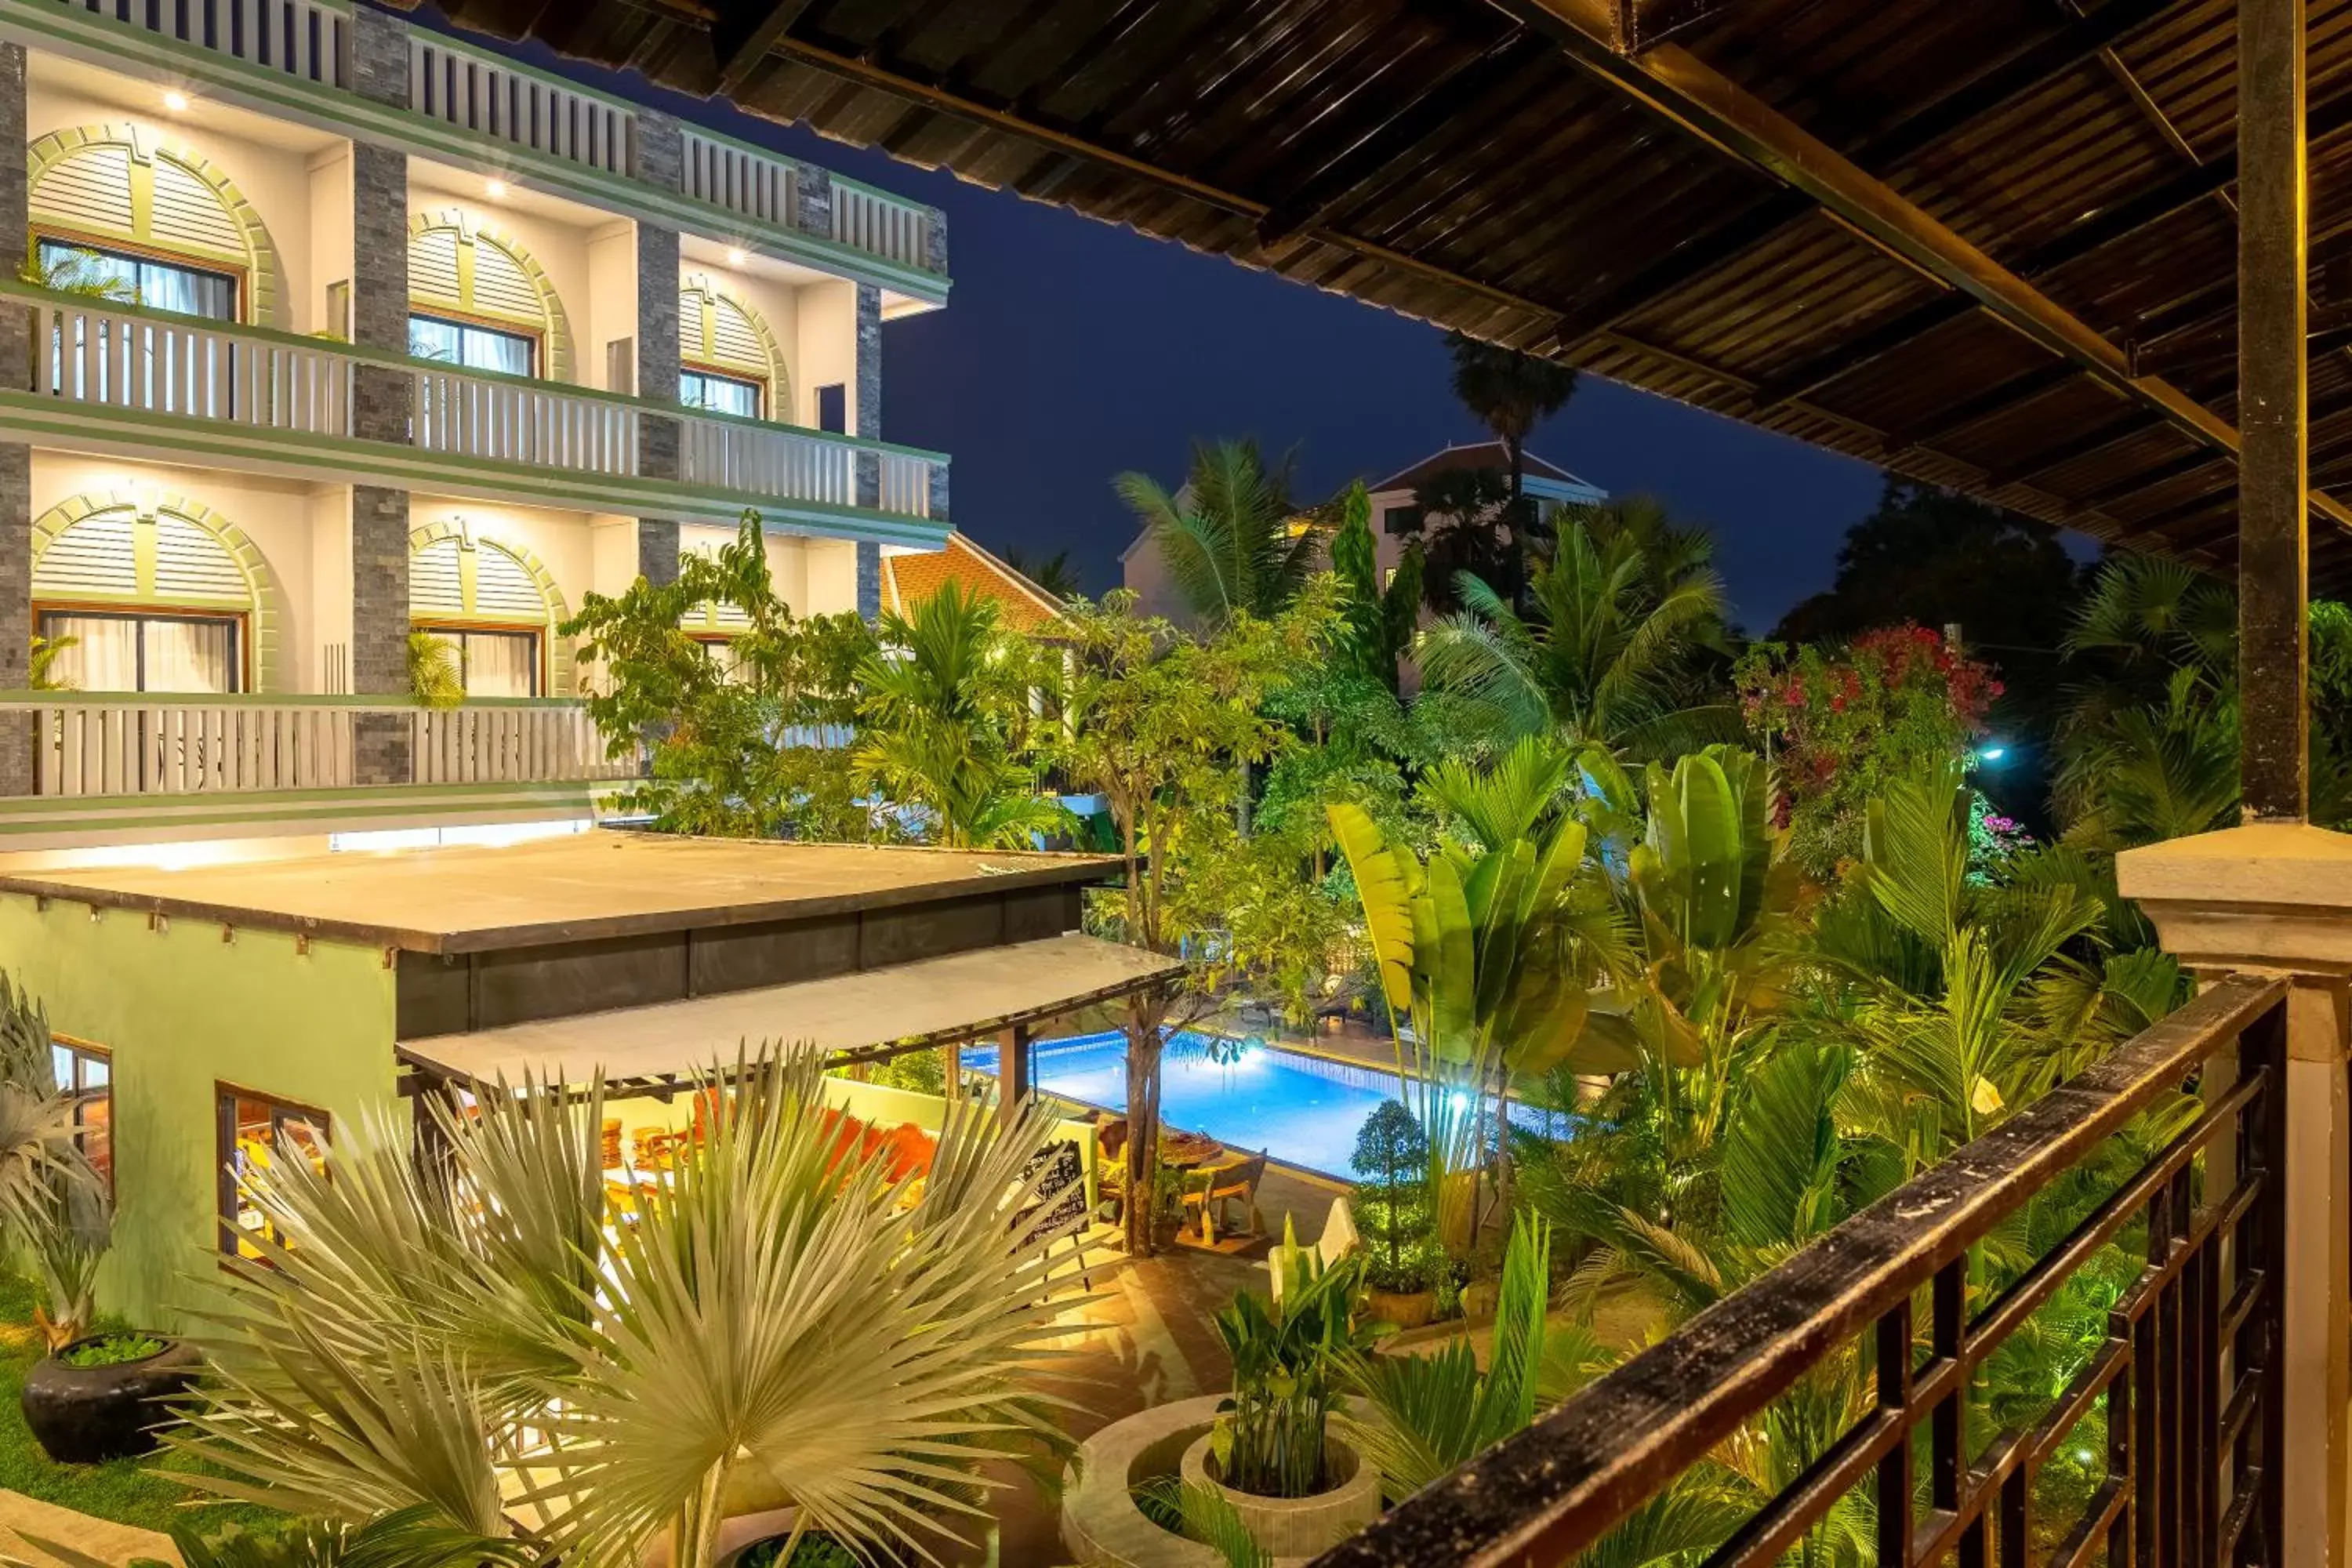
881 1123 935 1181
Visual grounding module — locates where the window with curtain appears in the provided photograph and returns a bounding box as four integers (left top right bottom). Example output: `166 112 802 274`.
216 1087 327 1261
34 239 238 321
420 629 540 698
408 314 535 376
681 368 763 419
36 610 238 693
50 1040 111 1196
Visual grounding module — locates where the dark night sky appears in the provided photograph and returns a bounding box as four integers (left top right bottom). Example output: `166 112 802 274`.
477 21 1892 633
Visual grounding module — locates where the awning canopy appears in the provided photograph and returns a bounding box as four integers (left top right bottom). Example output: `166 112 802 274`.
394 933 1184 1095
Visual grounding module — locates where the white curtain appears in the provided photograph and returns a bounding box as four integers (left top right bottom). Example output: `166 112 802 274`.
408 317 534 376
461 632 538 699
39 615 137 692
143 619 234 693
38 615 234 693
682 372 760 419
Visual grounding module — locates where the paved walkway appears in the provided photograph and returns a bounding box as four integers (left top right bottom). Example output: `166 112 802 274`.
0 1492 177 1567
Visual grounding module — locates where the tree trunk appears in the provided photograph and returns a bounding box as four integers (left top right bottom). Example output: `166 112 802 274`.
1123 991 1168 1258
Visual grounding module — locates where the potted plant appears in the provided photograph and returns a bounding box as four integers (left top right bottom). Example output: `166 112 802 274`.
1351 1101 1438 1329
1179 1254 1384 1559
724 1534 858 1567
0 975 193 1465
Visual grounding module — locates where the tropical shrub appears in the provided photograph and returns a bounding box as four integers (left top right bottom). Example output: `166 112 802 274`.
1735 622 2002 873
1349 1101 1433 1294
165 1053 1076 1568
0 975 109 1350
1209 1254 1373 1499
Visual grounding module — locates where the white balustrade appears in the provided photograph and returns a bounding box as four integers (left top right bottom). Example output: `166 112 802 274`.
412 368 638 475
677 416 937 518
53 0 347 84
31 702 355 797
682 130 797 226
408 34 633 175
833 184 935 272
13 698 630 799
414 704 634 786
31 299 351 434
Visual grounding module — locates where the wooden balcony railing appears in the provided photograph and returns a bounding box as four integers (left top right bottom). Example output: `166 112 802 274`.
1315 972 2292 1568
11 288 946 520
5 694 634 797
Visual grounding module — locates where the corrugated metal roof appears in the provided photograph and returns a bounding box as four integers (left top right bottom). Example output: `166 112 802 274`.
393 0 2352 586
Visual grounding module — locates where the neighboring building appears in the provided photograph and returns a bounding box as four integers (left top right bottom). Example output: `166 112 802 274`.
1119 440 1608 622
0 833 1172 1323
0 1 957 854
880 531 1069 635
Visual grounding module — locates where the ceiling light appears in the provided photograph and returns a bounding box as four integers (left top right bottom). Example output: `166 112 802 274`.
486 179 507 199
162 90 190 112
726 247 748 266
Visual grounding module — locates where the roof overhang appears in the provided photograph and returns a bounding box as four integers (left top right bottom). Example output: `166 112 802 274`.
394 933 1183 1097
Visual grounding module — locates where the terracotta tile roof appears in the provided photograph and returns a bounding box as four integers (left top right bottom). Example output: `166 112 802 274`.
880 532 1068 634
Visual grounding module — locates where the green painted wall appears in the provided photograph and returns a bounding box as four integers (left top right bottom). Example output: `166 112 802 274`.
0 893 397 1327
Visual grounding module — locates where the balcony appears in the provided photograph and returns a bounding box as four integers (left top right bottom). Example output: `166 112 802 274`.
0 691 633 847
12 0 948 297
0 285 949 542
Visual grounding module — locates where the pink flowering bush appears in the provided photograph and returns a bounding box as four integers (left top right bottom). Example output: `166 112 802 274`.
1735 624 2003 873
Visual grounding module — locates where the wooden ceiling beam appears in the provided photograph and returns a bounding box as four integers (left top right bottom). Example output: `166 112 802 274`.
1498 0 2352 535
1544 0 2184 347
711 0 816 92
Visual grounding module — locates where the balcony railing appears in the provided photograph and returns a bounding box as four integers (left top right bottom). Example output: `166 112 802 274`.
49 0 348 86
1316 972 2292 1568
9 693 633 797
13 289 945 521
31 0 946 285
407 31 633 177
832 180 934 273
682 128 797 227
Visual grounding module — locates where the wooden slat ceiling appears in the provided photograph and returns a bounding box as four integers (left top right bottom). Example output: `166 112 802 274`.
394 0 2352 586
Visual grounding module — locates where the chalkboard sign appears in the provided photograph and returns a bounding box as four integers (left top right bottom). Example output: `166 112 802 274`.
1017 1139 1088 1250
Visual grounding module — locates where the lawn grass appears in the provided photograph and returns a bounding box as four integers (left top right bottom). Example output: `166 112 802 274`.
0 1273 285 1540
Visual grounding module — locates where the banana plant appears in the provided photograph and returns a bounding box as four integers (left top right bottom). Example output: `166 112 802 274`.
1330 736 1625 1247
1584 745 1799 1164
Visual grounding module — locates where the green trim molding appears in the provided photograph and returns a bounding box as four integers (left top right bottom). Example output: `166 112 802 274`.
30 489 288 691
0 0 950 303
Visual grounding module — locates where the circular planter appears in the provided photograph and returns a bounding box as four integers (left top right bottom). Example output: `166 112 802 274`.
1363 1287 1436 1330
1178 1428 1381 1563
21 1333 199 1465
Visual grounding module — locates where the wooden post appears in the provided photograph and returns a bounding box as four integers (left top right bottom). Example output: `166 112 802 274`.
941 1041 961 1104
2240 0 2310 822
999 1022 1032 1130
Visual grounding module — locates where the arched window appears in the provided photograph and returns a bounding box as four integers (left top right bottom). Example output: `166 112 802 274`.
33 503 263 693
27 125 282 325
409 524 566 697
678 276 784 419
407 215 572 379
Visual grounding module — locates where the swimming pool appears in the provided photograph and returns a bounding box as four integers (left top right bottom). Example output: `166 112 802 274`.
964 1031 1423 1178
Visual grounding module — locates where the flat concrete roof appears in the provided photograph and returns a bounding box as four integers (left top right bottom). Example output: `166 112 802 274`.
397 933 1184 1088
0 833 1125 953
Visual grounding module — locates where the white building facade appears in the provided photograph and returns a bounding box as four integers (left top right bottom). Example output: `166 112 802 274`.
0 0 953 851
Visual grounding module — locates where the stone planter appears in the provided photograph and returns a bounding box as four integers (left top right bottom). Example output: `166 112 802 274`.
1364 1287 1436 1330
1178 1428 1381 1563
21 1334 199 1465
1062 1395 1384 1567
1461 1278 1501 1322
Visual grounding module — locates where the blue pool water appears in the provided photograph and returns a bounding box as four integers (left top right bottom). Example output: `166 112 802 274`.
965 1031 1419 1178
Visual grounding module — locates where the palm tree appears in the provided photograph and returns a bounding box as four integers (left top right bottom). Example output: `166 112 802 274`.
1417 501 1733 758
0 975 108 1351
1444 331 1578 588
166 1054 1076 1568
859 579 1067 848
998 546 1083 601
1116 439 1323 627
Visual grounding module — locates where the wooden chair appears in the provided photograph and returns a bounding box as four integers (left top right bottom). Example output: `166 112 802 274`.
1181 1150 1266 1244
